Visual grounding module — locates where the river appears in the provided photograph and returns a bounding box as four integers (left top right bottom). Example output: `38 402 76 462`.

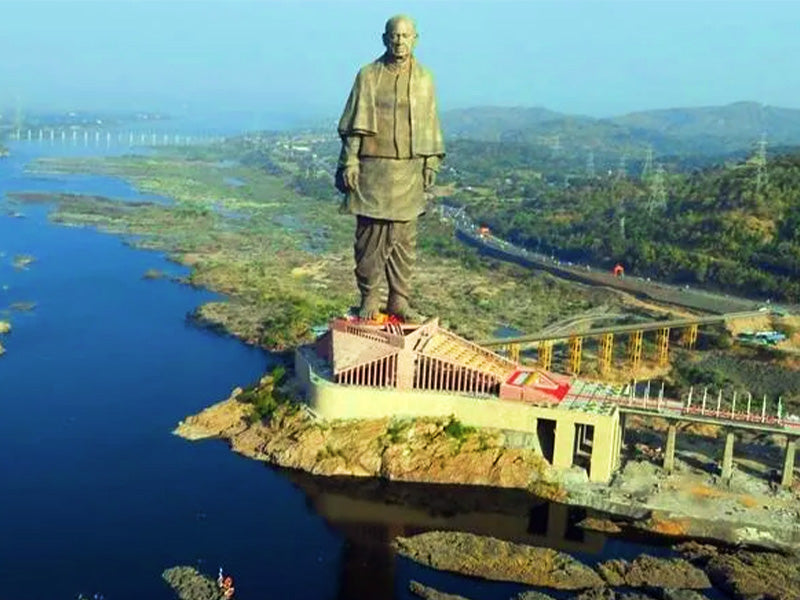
0 141 719 600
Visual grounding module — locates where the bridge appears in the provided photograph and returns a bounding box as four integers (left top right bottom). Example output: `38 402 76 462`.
7 128 222 147
566 378 798 488
480 309 776 375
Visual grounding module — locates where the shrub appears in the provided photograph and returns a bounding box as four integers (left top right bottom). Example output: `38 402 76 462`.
443 417 475 441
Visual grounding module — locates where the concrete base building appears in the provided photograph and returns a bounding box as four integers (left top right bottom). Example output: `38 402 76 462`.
296 317 623 483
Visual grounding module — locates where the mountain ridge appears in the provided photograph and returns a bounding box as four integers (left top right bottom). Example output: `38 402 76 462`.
442 101 800 156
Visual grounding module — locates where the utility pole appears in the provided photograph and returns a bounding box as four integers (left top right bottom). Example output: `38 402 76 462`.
586 149 595 178
647 163 668 214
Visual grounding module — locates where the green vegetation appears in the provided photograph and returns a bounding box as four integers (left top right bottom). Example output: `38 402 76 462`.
15 135 615 348
449 151 800 302
386 419 412 444
237 365 293 423
671 350 800 410
443 416 475 441
12 254 35 270
142 268 165 280
443 102 800 158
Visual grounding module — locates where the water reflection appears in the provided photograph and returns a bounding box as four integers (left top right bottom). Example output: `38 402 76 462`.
287 473 614 599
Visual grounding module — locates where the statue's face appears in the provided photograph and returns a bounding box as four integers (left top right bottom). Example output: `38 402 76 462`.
383 19 417 60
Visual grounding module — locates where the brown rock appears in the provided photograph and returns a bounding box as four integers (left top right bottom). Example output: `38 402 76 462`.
162 566 222 600
704 550 800 600
409 580 473 600
656 590 710 600
674 542 719 565
514 592 557 600
575 589 616 600
393 531 604 589
597 555 710 589
578 517 624 534
173 398 251 440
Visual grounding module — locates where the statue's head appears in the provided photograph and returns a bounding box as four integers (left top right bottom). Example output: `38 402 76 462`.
382 15 417 60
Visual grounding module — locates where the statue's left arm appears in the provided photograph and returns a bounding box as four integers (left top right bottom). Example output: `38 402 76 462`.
413 65 445 190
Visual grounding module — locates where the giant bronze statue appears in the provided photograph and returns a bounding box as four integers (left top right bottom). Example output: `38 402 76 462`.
336 15 445 321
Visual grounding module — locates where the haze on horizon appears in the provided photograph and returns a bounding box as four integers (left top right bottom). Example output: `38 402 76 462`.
2 0 798 125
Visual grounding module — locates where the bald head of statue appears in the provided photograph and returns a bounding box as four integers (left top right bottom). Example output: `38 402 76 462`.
382 15 418 62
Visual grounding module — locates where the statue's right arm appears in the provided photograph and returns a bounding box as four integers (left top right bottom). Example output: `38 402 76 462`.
338 135 362 191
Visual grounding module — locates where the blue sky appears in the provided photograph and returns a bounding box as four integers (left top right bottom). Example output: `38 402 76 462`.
1 0 798 121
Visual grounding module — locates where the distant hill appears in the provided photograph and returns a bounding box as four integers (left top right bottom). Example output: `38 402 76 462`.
442 101 800 157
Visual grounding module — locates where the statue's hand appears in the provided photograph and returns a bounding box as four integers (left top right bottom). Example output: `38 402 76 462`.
423 168 436 190
343 166 360 191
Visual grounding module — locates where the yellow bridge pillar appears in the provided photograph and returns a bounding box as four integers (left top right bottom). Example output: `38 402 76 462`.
628 330 643 372
599 332 614 375
538 340 553 371
568 334 583 375
656 327 670 367
506 343 521 363
682 323 699 350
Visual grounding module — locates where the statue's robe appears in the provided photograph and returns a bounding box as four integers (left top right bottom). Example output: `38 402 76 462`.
336 54 445 221
335 54 445 309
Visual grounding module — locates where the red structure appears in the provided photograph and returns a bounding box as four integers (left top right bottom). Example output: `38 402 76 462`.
314 317 573 405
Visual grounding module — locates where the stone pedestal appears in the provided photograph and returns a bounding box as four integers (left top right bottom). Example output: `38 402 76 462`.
721 431 735 480
664 424 677 474
781 438 796 488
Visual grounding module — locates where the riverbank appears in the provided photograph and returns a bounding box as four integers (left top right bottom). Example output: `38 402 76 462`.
175 377 800 553
20 146 800 579
11 151 619 348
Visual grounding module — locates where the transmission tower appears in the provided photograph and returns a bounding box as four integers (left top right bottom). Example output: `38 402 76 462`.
615 154 628 180
647 163 668 214
641 146 653 180
586 150 595 178
551 134 562 153
753 133 768 194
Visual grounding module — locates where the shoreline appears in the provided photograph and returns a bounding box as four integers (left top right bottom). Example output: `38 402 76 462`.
175 382 800 554
13 150 800 555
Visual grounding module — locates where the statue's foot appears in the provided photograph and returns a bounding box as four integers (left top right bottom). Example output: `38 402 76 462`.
357 295 382 321
387 296 423 323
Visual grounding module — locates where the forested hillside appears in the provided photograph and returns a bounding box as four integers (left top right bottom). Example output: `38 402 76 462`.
443 102 800 158
450 152 800 302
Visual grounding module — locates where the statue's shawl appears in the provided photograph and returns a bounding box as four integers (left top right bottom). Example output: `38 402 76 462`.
338 55 445 157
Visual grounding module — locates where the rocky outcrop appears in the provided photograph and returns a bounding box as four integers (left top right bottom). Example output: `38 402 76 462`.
409 580 473 600
597 555 710 589
514 592 557 600
655 590 710 600
578 517 623 534
394 531 604 589
162 567 223 600
175 392 562 497
703 550 800 600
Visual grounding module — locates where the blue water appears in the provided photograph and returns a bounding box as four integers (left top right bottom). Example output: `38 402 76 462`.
0 142 725 600
0 144 341 599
